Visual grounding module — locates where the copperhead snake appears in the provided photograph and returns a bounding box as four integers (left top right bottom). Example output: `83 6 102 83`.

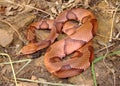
21 8 98 78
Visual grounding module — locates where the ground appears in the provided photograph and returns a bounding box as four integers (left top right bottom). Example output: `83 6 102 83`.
0 0 120 86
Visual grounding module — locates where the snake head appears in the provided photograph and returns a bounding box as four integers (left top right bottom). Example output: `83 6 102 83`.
20 43 39 55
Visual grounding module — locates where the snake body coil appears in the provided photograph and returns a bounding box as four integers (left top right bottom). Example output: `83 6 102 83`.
21 8 98 78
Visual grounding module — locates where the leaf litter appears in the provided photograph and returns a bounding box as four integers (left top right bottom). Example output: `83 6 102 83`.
0 0 120 86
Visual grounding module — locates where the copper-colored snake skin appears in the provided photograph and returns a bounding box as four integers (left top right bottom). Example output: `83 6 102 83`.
21 8 98 78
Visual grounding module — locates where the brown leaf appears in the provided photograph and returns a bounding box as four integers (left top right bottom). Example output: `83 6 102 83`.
0 6 6 14
95 13 113 44
7 13 36 30
0 29 13 47
5 5 18 16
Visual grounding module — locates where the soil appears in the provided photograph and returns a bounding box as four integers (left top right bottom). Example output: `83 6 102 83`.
0 0 120 86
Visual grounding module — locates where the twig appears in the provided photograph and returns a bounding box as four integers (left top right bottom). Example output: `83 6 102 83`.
0 58 32 77
15 59 32 75
115 32 120 40
17 78 78 86
102 44 116 86
25 5 52 16
93 50 120 63
97 33 120 40
0 19 24 42
4 0 52 17
0 59 31 65
95 43 115 53
0 53 18 86
104 0 109 6
93 48 120 86
109 5 120 42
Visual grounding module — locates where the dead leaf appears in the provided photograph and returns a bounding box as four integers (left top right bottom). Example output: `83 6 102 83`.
7 13 36 30
1 65 12 74
0 29 13 47
51 7 57 14
94 10 113 44
18 3 36 13
5 5 19 16
0 5 6 14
